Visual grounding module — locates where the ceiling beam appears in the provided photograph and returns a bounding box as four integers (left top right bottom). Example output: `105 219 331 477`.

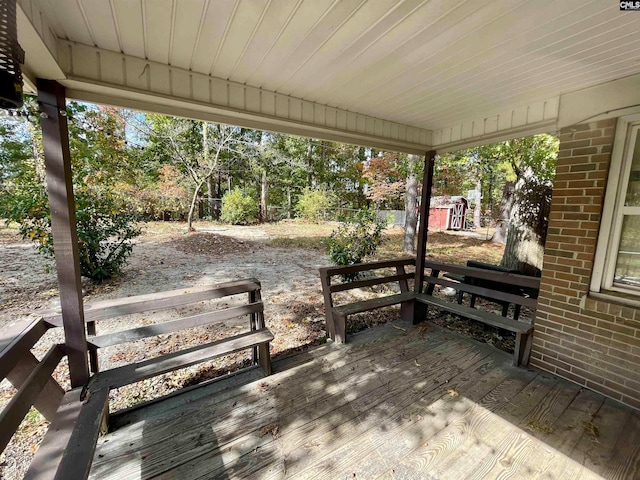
57 41 433 154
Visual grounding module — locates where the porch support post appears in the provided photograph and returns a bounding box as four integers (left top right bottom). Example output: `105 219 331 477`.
414 150 436 295
37 79 89 387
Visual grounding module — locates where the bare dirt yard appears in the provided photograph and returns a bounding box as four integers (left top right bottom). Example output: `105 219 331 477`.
0 220 517 479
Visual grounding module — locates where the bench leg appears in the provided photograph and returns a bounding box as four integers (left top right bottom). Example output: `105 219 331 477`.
99 401 110 436
514 304 521 321
470 295 477 309
413 300 428 325
501 303 509 317
514 332 533 367
258 342 272 376
334 314 347 344
400 299 414 323
326 311 336 341
457 291 464 305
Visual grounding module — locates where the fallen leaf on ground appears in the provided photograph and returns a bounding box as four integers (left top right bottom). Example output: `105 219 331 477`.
259 424 280 438
447 388 459 397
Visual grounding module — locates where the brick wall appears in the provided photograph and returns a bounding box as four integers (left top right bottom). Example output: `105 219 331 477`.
532 118 640 410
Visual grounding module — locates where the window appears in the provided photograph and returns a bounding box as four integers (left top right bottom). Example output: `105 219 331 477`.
592 115 640 295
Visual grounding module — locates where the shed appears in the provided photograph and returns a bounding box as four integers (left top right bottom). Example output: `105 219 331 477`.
427 196 468 231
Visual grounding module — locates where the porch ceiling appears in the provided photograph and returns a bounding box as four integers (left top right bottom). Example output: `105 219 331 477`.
16 0 640 153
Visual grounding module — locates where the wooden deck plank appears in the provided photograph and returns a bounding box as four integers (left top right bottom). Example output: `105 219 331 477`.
91 326 449 478
272 341 493 480
94 325 436 457
386 365 541 479
144 333 482 479
529 387 606 479
88 322 640 480
150 335 472 479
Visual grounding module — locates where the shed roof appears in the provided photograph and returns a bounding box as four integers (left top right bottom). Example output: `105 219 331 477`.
16 0 640 153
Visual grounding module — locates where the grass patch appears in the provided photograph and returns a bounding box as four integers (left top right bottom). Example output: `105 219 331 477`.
268 236 326 250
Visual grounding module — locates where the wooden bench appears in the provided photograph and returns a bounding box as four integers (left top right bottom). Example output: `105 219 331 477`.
319 257 415 343
1 278 273 480
450 260 532 319
416 261 540 366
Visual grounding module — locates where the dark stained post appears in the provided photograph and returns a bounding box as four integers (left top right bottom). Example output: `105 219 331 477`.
37 79 89 387
414 150 436 295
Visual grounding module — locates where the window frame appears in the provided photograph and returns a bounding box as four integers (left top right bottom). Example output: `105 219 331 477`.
591 114 640 295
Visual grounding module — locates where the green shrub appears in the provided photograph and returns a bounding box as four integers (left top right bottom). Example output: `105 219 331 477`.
326 209 387 280
220 187 259 224
295 188 337 222
3 184 140 282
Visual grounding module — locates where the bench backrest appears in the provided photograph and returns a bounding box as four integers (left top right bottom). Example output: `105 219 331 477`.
43 279 264 374
422 261 541 309
319 257 415 320
0 318 66 458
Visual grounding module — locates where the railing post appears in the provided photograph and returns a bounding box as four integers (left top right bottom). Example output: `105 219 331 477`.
37 79 89 388
415 150 436 295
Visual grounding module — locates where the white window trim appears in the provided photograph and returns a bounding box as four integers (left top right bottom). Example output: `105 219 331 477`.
591 114 640 295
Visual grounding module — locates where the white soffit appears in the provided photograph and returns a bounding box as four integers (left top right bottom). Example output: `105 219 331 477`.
16 0 640 152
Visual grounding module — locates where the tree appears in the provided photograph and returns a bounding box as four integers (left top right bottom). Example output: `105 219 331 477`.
0 100 142 281
496 135 558 276
141 116 237 231
362 152 405 209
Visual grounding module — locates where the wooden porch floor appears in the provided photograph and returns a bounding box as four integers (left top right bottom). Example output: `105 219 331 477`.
90 320 640 480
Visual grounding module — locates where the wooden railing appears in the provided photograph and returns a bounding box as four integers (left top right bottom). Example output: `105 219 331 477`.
0 317 66 456
2 278 274 480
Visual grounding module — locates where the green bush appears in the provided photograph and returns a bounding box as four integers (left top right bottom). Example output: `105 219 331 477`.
3 184 140 282
295 188 337 222
220 187 259 224
326 209 387 280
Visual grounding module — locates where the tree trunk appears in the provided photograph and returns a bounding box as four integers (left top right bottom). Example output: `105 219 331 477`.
403 173 418 254
260 169 268 223
187 180 204 232
473 178 482 229
491 180 515 244
287 188 292 219
500 168 552 276
207 175 215 217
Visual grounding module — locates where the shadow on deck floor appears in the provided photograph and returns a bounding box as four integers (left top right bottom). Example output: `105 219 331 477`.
90 320 640 479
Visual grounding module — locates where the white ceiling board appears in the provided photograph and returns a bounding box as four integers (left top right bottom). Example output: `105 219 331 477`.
143 0 173 63
379 3 629 121
189 0 238 74
245 0 342 89
226 0 303 82
170 0 209 70
272 0 400 96
286 0 428 99
210 0 270 80
111 0 145 59
20 0 640 150
77 0 120 53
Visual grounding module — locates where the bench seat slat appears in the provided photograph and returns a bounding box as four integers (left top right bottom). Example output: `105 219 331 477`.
415 294 533 334
88 302 264 349
24 387 109 480
333 292 415 316
90 329 274 391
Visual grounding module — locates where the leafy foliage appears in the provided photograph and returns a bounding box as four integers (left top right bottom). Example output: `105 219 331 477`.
0 100 142 281
220 187 259 224
294 187 338 222
326 209 387 279
5 175 141 282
